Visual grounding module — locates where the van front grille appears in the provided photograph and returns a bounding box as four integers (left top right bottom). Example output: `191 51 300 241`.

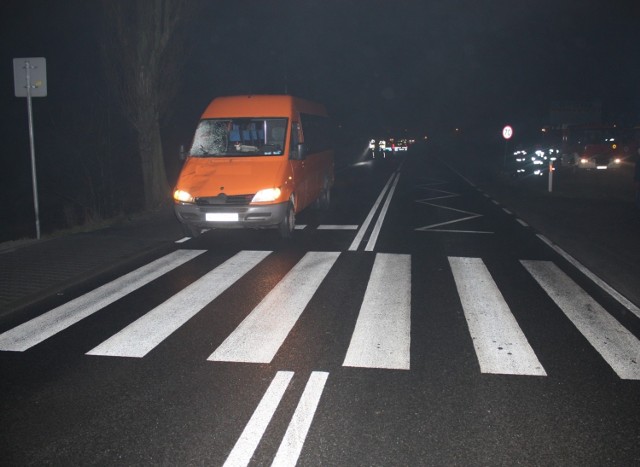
195 194 254 206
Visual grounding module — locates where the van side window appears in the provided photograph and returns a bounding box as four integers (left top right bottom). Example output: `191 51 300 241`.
290 122 302 159
299 113 334 154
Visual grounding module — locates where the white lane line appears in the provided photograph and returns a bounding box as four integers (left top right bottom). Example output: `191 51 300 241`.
209 252 340 363
294 225 307 230
348 172 397 251
0 250 205 352
502 208 513 215
420 229 494 234
343 254 411 370
223 371 293 467
537 234 640 319
516 218 529 227
365 173 401 251
522 260 640 380
87 250 271 358
272 371 329 467
448 257 546 376
491 199 500 205
175 237 190 243
317 225 359 230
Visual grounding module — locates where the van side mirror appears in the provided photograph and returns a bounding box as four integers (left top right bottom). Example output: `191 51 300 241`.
296 143 306 160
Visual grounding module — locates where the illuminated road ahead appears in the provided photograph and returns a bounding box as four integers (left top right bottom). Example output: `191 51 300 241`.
1 148 640 465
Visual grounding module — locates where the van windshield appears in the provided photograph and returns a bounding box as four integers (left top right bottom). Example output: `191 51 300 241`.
189 118 288 157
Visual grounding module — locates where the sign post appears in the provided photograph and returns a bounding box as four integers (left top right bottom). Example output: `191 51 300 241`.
502 125 513 169
13 57 47 239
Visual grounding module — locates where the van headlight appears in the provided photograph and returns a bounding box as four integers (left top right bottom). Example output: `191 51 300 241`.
252 187 282 203
173 189 194 203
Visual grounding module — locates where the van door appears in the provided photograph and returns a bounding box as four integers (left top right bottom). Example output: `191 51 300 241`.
289 121 309 210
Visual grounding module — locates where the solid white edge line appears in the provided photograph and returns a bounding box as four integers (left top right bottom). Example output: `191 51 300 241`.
348 172 396 251
365 172 401 251
537 234 640 318
272 371 329 467
223 371 293 467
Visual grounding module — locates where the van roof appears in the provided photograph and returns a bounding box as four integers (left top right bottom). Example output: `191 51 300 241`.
201 95 328 119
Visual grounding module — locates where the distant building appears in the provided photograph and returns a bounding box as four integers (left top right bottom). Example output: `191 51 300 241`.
549 101 602 127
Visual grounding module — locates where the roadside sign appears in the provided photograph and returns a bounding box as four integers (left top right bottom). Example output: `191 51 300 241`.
13 57 47 97
13 57 47 240
502 125 513 140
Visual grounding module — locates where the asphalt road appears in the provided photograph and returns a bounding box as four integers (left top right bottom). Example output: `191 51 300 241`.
1 147 639 465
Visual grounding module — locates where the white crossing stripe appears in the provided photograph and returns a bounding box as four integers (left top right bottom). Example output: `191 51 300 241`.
317 225 359 230
209 251 340 363
448 257 547 376
522 260 640 380
272 372 329 467
223 371 293 467
87 250 272 358
537 234 640 319
343 253 411 370
0 250 205 352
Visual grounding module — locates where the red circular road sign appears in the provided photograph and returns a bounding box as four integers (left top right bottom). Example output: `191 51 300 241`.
502 125 513 140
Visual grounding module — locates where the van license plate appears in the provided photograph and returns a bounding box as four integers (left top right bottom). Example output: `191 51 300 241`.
206 213 238 222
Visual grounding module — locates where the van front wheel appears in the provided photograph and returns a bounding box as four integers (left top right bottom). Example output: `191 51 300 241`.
278 202 295 239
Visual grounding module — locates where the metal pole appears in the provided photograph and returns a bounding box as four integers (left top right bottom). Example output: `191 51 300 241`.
548 161 553 193
503 140 508 170
25 60 41 239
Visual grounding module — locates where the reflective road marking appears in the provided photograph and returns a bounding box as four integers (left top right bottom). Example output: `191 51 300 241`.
0 250 205 351
223 371 293 467
449 256 546 376
522 259 640 380
343 253 411 370
87 250 271 358
209 252 340 363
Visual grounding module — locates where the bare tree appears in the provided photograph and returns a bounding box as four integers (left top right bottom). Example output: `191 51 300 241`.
100 0 193 209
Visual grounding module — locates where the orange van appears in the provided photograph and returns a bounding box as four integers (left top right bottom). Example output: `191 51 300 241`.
173 95 334 238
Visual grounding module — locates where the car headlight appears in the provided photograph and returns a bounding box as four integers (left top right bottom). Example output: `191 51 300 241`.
174 189 194 203
252 187 282 203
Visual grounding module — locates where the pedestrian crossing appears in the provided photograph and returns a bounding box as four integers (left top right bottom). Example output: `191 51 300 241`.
1 248 639 380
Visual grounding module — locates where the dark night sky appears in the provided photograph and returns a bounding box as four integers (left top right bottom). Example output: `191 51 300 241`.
2 0 639 144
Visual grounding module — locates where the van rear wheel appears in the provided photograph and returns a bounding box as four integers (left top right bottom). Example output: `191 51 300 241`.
278 202 295 239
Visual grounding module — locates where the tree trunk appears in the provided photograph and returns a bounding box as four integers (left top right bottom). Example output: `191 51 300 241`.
137 116 170 209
